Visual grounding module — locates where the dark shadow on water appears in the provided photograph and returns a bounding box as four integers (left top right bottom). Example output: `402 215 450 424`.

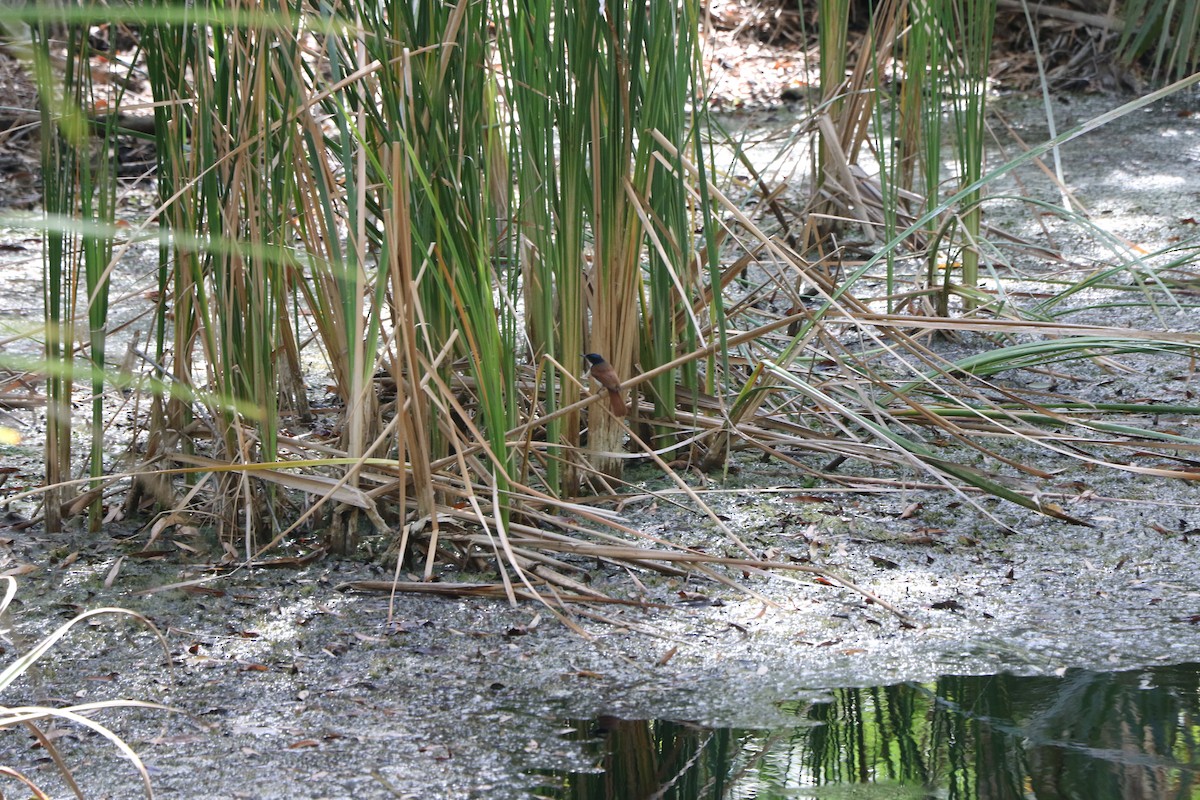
532 661 1200 799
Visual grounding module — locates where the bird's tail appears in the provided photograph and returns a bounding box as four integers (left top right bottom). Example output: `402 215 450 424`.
608 389 628 417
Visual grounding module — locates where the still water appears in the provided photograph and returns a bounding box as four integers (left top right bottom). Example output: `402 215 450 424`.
535 661 1200 799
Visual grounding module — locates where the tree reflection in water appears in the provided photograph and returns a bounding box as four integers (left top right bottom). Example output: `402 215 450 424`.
535 662 1200 799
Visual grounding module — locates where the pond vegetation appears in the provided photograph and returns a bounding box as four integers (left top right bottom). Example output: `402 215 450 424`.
0 0 1198 795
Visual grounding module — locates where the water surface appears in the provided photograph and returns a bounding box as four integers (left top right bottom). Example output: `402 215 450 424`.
536 661 1200 799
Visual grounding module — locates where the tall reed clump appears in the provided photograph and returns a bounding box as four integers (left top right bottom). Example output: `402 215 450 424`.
943 0 995 313
811 0 994 315
356 0 516 564
31 13 123 535
137 0 499 556
498 0 708 484
896 0 949 313
138 1 312 554
118 0 710 564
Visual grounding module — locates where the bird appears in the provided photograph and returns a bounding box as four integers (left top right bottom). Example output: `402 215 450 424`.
583 353 628 417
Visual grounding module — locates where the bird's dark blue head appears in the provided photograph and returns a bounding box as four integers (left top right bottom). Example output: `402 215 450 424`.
583 353 606 366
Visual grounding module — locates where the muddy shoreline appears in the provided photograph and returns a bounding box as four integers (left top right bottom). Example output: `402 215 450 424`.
1 449 1198 798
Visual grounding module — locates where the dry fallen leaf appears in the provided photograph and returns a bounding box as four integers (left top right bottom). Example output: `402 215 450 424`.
104 555 125 588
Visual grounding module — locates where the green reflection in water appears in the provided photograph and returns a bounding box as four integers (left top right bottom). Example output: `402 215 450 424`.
533 662 1200 799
